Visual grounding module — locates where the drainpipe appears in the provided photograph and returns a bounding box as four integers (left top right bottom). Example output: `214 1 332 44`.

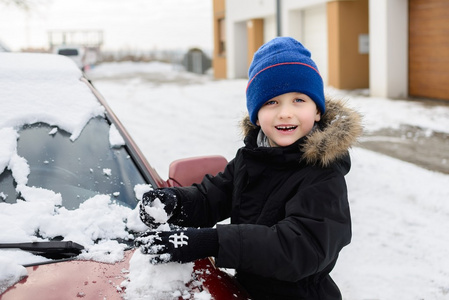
276 0 281 36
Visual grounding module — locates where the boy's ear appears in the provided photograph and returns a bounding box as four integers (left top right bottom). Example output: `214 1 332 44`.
315 109 321 122
256 119 260 126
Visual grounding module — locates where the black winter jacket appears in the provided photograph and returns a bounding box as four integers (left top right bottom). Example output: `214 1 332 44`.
170 99 362 300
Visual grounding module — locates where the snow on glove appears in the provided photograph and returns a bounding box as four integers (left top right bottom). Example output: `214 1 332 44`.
134 228 218 264
139 188 178 229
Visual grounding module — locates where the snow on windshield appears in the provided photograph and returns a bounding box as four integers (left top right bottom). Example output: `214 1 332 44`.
0 53 198 298
109 123 126 148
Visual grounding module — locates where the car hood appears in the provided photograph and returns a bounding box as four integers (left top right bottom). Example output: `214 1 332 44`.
1 250 133 300
1 250 250 300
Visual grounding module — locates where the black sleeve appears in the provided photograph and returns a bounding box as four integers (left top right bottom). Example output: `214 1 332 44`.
215 171 351 282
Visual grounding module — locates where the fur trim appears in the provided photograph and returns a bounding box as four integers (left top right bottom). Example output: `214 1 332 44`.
240 97 363 167
240 114 258 138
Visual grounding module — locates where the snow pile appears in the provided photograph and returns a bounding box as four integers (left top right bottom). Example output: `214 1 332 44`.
109 123 126 148
123 250 194 300
126 185 154 233
0 258 27 294
121 187 203 299
142 198 170 225
124 195 208 299
1 186 62 243
0 191 139 261
0 127 28 186
0 183 151 291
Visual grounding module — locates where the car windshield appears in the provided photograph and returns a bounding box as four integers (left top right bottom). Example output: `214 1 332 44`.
0 117 147 210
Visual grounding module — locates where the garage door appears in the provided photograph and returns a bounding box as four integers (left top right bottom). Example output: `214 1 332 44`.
409 0 449 100
302 4 328 86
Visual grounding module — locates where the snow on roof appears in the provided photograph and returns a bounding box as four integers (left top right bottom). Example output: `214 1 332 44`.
0 52 106 189
0 52 104 141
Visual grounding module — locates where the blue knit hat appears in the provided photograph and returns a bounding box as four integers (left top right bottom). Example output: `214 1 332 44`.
246 37 325 125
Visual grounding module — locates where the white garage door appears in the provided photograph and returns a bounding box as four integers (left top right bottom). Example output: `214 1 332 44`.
302 4 328 86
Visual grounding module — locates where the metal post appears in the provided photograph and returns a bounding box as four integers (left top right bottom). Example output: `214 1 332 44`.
276 0 281 36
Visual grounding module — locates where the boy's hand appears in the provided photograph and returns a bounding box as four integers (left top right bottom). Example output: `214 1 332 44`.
134 228 218 264
139 189 178 229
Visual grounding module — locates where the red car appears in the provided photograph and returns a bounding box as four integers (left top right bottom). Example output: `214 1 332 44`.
0 53 249 299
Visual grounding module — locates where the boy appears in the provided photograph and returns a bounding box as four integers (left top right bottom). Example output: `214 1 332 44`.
135 37 362 299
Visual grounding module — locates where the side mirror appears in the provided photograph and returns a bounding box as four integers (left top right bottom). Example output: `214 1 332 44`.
167 155 228 187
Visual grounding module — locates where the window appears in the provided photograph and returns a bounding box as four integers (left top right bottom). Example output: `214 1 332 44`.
0 118 147 210
218 18 226 55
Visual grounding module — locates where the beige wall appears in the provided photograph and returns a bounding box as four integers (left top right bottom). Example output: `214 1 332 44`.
247 19 264 70
213 0 227 79
327 0 369 89
215 0 370 88
213 0 265 79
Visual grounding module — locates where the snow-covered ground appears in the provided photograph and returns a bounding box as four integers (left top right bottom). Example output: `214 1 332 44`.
87 61 449 300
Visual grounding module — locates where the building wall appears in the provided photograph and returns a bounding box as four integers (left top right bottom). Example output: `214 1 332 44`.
222 0 330 80
247 19 264 69
224 0 275 78
212 0 227 79
215 0 448 102
369 0 408 99
301 4 328 85
369 0 449 101
263 15 277 44
276 0 329 83
328 0 369 89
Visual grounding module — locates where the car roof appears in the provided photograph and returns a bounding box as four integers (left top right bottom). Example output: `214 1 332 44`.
0 52 80 77
0 52 104 140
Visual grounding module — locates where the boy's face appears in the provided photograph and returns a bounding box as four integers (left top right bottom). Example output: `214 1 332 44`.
256 92 321 147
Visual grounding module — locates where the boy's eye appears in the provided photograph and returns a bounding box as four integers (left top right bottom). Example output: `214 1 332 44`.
264 100 277 105
294 98 305 103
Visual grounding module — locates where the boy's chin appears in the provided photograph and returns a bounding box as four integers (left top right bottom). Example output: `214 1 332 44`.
269 139 297 147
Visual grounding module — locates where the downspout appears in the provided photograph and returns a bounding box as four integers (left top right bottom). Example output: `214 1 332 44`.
276 0 281 36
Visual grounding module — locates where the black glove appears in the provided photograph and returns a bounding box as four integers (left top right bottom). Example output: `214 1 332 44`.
134 228 218 264
139 188 178 229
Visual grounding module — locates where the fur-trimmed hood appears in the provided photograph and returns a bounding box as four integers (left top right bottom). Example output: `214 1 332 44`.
240 97 363 167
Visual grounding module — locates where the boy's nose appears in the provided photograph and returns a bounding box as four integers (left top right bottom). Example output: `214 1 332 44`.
278 105 292 119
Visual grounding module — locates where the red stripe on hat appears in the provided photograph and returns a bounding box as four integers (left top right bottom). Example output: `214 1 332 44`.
246 62 322 92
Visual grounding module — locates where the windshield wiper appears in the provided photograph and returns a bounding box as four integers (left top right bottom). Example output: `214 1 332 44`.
0 241 84 259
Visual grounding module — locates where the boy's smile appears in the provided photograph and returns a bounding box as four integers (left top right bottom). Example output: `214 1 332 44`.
276 125 298 131
256 92 321 147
